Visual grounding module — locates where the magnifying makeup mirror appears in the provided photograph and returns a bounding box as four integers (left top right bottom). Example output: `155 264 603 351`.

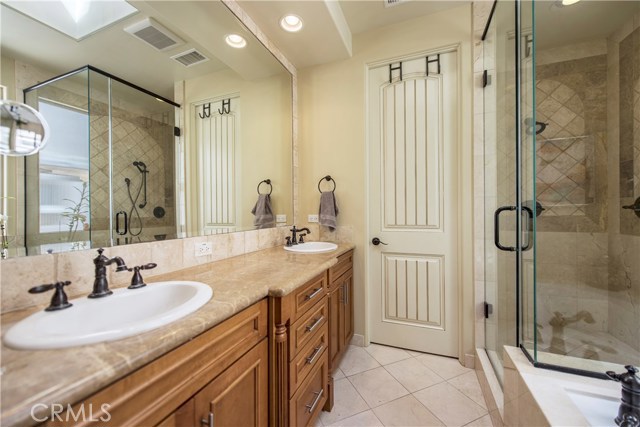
0 86 49 156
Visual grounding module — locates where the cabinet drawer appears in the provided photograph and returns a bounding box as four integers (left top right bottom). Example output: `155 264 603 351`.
289 324 328 397
292 273 327 322
289 354 328 427
328 250 353 289
289 299 328 360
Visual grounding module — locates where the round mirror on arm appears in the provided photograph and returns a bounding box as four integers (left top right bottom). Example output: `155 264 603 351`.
0 99 49 156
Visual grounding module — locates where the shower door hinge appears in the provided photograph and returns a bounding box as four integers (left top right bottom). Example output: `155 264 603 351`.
484 302 493 319
174 127 181 137
482 70 491 88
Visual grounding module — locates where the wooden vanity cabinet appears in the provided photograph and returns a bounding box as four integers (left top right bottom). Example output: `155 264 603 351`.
269 272 330 427
46 299 268 427
328 250 354 370
193 339 268 427
157 340 268 427
269 250 354 427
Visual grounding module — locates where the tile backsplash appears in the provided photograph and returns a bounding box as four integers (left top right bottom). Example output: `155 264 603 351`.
0 228 284 313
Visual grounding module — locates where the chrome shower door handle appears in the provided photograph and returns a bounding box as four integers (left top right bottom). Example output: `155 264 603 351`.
494 206 517 252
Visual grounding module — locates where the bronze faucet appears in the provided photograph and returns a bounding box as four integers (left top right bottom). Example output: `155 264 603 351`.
89 248 127 298
289 226 311 245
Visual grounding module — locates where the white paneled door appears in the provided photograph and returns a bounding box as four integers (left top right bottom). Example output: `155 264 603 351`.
193 96 240 233
367 51 459 356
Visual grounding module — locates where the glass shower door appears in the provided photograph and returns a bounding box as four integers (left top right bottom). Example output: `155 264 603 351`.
483 0 536 384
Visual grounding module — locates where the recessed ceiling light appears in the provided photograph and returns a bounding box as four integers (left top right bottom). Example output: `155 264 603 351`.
561 0 581 5
280 14 303 32
225 34 247 48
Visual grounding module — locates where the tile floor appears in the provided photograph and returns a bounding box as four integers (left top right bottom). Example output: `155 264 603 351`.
317 344 494 427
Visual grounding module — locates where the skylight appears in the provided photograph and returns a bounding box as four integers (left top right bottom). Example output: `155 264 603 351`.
4 0 138 41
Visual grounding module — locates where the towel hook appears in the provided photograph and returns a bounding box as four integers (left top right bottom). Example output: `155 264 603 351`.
317 175 336 193
199 103 211 119
218 99 231 115
257 179 272 195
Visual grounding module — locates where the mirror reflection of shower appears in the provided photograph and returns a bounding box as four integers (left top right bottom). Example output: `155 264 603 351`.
22 66 177 254
125 161 149 237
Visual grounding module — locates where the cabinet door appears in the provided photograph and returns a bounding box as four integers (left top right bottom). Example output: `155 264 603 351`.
328 286 342 369
195 339 268 427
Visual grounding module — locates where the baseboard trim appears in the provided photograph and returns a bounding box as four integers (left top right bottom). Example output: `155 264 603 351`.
464 353 475 369
350 334 365 347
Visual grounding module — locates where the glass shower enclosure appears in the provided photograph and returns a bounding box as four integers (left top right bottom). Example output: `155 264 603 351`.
23 66 178 255
483 0 640 382
483 0 535 383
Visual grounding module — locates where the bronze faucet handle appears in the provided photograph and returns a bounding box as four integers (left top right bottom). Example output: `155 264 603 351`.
128 263 157 271
127 263 157 289
29 281 72 311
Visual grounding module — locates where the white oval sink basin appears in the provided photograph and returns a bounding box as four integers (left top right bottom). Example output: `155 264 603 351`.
284 241 338 254
3 281 212 350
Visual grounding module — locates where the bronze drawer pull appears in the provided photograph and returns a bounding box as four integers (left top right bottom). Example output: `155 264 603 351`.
305 287 323 301
305 388 324 413
305 316 325 333
306 344 324 365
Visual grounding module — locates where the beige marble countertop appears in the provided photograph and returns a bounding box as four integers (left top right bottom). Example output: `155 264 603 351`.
0 243 355 427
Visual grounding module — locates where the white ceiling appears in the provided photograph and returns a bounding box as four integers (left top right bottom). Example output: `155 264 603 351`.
3 0 632 101
339 0 465 35
238 0 466 69
237 1 353 69
0 1 288 99
534 1 639 50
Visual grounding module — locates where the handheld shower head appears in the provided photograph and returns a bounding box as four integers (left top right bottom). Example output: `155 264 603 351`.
133 161 148 173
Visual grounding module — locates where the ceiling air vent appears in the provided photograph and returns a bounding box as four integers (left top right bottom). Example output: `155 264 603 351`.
124 18 184 51
171 49 209 67
384 0 411 7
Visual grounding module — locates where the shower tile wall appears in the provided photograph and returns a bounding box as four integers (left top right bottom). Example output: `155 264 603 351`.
89 100 175 246
608 19 640 355
537 11 640 362
535 42 611 352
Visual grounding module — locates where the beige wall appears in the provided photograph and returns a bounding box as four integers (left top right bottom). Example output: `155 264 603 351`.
298 4 475 358
183 68 293 233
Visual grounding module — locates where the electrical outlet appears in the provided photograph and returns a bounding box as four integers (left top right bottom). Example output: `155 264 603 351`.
276 214 287 223
195 242 212 257
308 214 319 223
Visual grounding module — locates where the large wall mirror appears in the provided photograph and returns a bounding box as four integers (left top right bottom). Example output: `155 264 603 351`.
0 0 293 257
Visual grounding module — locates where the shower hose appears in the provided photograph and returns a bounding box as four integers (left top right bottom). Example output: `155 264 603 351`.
125 177 144 237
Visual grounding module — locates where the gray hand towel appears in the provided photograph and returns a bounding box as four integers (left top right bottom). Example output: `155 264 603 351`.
319 191 339 231
251 194 275 229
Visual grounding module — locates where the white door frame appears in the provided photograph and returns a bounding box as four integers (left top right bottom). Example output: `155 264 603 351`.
364 43 468 362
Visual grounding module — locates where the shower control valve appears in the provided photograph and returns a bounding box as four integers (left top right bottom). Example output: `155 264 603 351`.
127 263 157 289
